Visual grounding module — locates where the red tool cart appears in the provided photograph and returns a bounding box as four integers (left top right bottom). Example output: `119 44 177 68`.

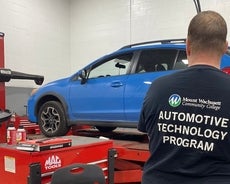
0 136 113 184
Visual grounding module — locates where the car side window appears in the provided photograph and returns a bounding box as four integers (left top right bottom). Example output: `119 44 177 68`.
135 49 178 73
174 50 188 69
88 53 133 79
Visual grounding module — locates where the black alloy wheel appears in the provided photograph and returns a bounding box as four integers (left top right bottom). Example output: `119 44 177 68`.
38 101 70 137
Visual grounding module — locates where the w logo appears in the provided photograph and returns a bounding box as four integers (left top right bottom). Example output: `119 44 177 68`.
169 94 181 107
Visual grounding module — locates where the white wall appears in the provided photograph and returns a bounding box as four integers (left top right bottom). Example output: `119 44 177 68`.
70 0 131 71
70 0 230 73
0 0 70 87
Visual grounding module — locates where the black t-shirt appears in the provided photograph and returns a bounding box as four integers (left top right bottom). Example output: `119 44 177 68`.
138 65 230 184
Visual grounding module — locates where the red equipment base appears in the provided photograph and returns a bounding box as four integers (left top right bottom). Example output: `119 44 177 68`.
74 127 150 183
113 140 149 183
0 120 8 143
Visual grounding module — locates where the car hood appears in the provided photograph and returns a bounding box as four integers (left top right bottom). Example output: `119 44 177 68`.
44 77 70 87
33 77 71 96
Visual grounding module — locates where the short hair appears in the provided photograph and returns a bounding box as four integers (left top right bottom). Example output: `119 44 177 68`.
187 10 227 56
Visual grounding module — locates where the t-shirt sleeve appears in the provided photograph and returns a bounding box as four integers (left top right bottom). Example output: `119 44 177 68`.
138 106 147 132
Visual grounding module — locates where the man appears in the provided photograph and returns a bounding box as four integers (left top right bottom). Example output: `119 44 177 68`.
138 11 230 184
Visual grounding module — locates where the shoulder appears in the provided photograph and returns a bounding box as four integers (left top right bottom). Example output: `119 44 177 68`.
147 70 185 97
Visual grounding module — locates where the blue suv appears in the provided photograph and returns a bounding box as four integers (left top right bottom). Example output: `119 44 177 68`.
27 39 230 137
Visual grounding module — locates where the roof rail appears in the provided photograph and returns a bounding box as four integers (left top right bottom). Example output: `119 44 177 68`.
120 38 186 49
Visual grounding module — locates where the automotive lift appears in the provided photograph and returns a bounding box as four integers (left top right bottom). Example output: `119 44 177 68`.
0 32 150 184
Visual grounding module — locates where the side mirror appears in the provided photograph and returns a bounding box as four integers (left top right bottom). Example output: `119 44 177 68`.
115 62 126 69
79 69 87 84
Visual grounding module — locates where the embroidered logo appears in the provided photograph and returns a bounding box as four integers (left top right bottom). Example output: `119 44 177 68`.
169 94 181 107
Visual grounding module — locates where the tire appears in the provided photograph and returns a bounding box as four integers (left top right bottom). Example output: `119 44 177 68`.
38 101 70 137
96 126 116 132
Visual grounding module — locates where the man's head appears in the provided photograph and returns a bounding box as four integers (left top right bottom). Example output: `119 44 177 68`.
187 10 228 58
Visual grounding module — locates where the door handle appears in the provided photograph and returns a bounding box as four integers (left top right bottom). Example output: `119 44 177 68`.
111 81 123 87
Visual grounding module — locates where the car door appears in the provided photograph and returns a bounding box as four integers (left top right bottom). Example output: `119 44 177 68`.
124 49 187 122
69 53 133 122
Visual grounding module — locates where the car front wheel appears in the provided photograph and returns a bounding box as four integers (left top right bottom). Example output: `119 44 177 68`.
38 101 70 137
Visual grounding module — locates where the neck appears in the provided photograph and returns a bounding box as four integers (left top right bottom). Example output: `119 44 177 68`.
188 53 221 69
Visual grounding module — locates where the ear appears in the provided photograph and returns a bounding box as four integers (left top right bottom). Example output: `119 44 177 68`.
186 39 191 56
224 41 228 53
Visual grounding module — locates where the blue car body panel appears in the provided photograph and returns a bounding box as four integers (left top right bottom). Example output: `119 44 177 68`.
69 74 127 121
